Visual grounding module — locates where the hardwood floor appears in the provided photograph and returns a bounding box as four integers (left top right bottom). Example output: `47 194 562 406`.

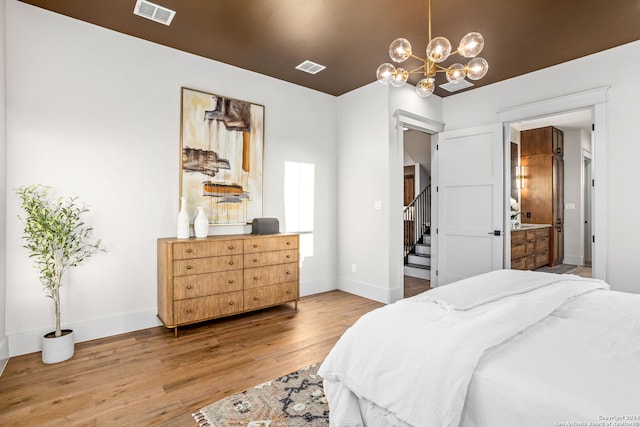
0 291 383 426
404 275 431 298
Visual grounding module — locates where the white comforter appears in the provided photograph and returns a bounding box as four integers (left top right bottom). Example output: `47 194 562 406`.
319 269 640 427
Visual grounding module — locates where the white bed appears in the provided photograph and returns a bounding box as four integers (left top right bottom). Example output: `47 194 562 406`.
318 269 640 427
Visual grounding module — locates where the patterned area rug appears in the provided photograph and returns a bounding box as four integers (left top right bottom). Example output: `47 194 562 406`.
193 363 329 426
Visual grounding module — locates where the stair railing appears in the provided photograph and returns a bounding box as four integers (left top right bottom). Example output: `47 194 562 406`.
403 185 430 259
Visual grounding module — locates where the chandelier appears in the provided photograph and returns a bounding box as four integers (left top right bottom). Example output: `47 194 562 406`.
376 0 489 97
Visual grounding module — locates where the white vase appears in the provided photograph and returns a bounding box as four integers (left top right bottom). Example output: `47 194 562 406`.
194 206 209 238
177 197 190 239
42 329 74 364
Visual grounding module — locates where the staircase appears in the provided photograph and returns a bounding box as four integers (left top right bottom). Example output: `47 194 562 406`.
403 186 431 280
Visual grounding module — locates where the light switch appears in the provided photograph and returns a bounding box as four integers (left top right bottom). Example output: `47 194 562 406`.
565 203 575 210
374 200 383 210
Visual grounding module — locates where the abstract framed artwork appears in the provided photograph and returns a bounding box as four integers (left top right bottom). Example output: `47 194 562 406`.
180 87 264 225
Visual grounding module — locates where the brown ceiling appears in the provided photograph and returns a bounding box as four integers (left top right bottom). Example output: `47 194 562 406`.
18 0 640 97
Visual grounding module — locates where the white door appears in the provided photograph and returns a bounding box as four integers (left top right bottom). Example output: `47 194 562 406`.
434 124 504 285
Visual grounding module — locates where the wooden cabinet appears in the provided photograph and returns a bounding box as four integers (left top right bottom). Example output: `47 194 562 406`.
158 234 299 335
520 126 564 266
520 126 564 156
511 227 551 270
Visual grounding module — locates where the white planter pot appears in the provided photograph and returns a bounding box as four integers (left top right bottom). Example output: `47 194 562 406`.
42 329 75 364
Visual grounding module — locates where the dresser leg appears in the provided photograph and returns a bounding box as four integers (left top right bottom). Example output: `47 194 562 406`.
295 300 298 311
174 327 178 338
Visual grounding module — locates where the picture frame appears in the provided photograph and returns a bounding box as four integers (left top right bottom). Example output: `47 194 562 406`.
180 87 264 225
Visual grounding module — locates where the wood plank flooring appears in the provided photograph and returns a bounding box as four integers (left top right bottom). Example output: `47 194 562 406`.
0 291 383 426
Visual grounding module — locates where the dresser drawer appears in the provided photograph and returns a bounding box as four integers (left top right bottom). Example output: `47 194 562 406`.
511 230 526 245
243 249 298 268
174 292 243 324
244 262 298 289
173 270 243 300
244 282 298 311
534 228 550 239
172 240 242 260
535 252 550 268
526 241 535 254
526 230 536 242
511 257 527 270
173 255 243 276
511 243 526 260
526 255 536 270
244 235 298 254
536 236 550 253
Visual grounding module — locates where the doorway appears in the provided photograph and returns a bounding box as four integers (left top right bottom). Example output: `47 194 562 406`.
509 109 593 277
402 128 432 297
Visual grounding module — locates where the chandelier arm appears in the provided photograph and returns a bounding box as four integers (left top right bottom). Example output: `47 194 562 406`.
407 64 426 74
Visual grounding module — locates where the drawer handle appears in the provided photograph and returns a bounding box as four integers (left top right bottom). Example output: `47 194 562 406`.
228 245 234 250
286 255 291 259
186 248 192 253
186 308 192 313
253 244 258 248
253 276 259 280
228 301 234 306
229 261 234 265
286 290 292 294
186 265 192 270
228 280 234 284
286 271 291 275
286 241 291 245
253 258 258 262
253 296 259 301
186 285 192 289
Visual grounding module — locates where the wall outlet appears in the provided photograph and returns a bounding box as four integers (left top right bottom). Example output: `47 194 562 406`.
374 200 383 210
351 263 357 273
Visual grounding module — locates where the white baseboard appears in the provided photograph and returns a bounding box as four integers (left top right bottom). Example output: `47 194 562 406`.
8 308 163 357
0 337 9 377
338 277 392 304
563 255 584 266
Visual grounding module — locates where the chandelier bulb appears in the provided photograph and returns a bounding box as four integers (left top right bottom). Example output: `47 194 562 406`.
376 63 397 84
466 57 489 80
446 63 466 82
458 32 485 58
389 38 412 63
390 68 409 87
426 36 452 63
415 77 435 97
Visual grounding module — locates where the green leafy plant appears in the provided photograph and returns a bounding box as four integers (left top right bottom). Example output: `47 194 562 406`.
16 185 106 337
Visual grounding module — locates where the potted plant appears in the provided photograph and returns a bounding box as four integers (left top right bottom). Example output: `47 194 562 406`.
16 184 105 364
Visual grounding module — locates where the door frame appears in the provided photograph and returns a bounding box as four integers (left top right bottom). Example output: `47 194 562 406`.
498 87 608 281
393 110 443 295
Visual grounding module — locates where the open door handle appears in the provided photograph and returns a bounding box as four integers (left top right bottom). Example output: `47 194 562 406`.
488 230 501 236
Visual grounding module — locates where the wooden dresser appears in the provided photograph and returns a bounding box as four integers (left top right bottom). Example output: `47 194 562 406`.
511 226 551 270
157 233 299 336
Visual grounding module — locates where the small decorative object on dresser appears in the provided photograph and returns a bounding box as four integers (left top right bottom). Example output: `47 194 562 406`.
157 233 299 337
176 197 190 239
193 206 209 238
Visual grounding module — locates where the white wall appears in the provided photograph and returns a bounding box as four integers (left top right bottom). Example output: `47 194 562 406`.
1 0 9 372
5 0 338 356
336 82 391 302
442 40 640 293
336 82 442 303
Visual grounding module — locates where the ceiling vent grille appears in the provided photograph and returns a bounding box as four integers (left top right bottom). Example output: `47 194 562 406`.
133 0 176 26
440 79 474 92
295 60 326 75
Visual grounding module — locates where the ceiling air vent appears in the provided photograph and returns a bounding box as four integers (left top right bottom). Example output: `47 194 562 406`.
295 60 326 75
440 79 474 93
133 0 176 26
